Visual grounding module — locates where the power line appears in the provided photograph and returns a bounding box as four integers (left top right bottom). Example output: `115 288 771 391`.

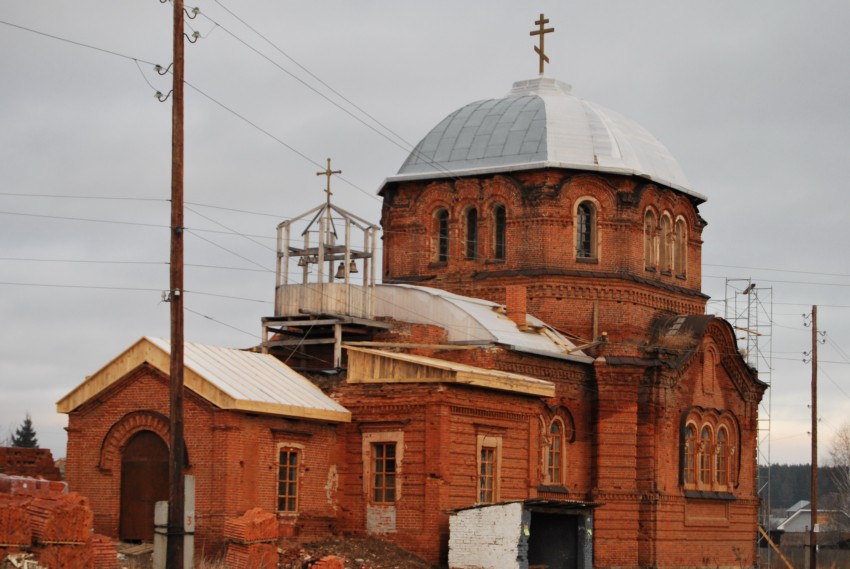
0 19 157 66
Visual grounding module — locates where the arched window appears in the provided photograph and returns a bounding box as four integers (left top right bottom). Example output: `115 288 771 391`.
576 201 597 259
699 426 712 486
684 425 696 486
465 207 478 259
434 208 449 263
715 427 728 486
644 210 657 269
546 420 563 485
493 204 506 260
659 214 673 273
681 410 739 492
674 218 687 276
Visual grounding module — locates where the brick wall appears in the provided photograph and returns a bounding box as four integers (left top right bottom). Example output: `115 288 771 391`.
64 363 342 555
381 168 707 345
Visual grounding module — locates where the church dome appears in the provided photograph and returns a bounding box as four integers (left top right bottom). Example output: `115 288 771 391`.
384 77 703 200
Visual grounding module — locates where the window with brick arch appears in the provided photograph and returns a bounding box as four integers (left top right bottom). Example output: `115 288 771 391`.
546 419 564 485
683 424 696 486
575 201 597 259
715 427 729 486
277 447 300 512
659 213 673 273
372 442 397 503
493 204 506 260
673 217 687 276
644 209 657 269
433 208 449 263
465 207 478 259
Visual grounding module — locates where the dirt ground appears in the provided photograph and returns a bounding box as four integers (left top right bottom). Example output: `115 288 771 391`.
279 537 434 569
115 537 434 569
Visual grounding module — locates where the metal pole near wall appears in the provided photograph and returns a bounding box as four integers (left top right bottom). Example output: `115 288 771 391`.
167 0 186 567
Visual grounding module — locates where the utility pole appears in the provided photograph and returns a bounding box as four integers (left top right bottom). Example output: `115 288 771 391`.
167 0 186 567
810 305 818 569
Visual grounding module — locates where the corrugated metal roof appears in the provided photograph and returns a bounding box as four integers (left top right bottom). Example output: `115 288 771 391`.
382 76 702 201
147 337 349 419
372 284 593 364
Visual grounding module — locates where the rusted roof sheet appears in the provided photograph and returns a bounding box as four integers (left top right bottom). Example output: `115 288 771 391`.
57 337 350 422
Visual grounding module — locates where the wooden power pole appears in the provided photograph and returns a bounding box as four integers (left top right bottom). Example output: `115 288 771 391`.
167 0 186 567
810 304 818 569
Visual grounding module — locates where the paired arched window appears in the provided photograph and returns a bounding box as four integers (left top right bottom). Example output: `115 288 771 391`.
576 200 597 259
493 204 506 261
644 208 686 277
681 409 738 491
434 208 449 263
465 208 478 259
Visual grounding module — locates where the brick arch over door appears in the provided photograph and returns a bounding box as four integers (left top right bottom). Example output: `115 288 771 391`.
99 410 179 472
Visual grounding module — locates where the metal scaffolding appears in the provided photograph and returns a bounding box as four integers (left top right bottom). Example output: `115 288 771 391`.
724 278 774 567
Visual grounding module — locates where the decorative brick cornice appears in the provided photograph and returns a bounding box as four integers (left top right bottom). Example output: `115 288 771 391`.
449 405 529 423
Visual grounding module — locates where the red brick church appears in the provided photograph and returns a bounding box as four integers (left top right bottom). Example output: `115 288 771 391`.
59 32 765 569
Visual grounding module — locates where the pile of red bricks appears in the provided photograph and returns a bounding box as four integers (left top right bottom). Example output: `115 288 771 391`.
224 508 279 569
0 447 62 481
0 474 117 569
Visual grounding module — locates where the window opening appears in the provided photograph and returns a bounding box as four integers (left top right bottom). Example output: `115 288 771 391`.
684 425 696 486
547 420 563 484
698 426 712 485
277 448 299 512
479 446 496 503
715 428 728 486
493 204 506 260
372 442 397 503
465 208 478 259
576 202 596 259
660 214 672 272
674 218 687 275
435 208 449 263
644 210 657 269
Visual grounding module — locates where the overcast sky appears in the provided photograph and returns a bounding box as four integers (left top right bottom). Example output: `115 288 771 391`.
1 1 848 466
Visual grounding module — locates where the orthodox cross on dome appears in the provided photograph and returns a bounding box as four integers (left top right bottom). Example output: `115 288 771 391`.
317 157 342 207
529 13 554 75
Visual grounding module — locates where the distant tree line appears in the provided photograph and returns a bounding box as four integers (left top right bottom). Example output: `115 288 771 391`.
760 464 843 511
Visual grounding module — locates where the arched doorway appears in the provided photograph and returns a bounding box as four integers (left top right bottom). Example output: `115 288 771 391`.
119 430 169 541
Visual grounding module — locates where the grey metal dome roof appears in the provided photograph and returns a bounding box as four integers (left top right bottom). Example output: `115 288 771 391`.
382 77 703 200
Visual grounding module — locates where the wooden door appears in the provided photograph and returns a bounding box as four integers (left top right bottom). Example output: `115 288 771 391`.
119 430 169 541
